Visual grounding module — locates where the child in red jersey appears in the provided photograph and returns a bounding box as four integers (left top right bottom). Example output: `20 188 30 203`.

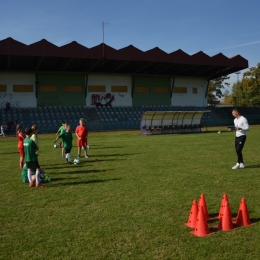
75 118 89 158
16 124 26 170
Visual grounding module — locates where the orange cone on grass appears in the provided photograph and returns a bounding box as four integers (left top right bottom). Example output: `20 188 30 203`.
215 201 236 231
233 198 254 227
190 206 214 237
198 194 209 220
217 193 229 219
184 199 198 228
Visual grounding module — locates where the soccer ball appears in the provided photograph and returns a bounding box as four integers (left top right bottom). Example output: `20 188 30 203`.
74 158 80 164
218 131 221 134
54 144 57 148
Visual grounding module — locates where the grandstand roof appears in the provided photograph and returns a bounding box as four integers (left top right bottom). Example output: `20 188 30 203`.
0 37 248 79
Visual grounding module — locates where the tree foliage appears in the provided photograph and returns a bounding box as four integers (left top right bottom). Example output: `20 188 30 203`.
207 75 230 105
221 89 232 105
231 63 260 107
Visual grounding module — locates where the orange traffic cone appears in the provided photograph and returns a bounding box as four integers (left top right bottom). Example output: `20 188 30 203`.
190 206 215 237
233 198 254 227
217 193 229 219
215 201 236 231
198 194 209 220
184 199 198 228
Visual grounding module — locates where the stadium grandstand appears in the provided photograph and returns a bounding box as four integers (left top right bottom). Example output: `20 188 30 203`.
0 37 256 133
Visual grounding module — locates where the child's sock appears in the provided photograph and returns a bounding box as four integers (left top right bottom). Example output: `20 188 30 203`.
27 169 33 183
67 153 71 162
35 169 40 184
20 160 23 171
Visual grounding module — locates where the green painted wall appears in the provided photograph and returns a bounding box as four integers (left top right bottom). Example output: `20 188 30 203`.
132 76 171 106
37 74 85 107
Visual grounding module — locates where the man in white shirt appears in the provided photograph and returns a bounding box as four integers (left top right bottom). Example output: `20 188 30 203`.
231 108 249 169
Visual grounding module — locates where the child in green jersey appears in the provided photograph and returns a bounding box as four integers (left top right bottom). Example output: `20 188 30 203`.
54 124 73 164
21 164 51 183
56 121 66 158
24 127 45 188
30 125 39 155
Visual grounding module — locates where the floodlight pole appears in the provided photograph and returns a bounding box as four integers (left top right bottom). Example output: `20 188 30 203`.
235 72 241 106
102 21 107 57
235 72 241 83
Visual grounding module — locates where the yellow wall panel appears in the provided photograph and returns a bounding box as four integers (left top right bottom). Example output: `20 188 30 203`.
65 86 82 92
0 85 7 92
39 85 58 92
88 85 106 92
173 87 187 93
155 87 169 93
13 85 33 92
135 86 150 93
111 86 128 92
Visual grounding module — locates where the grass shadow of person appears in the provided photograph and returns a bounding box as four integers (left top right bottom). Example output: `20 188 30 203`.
50 178 121 186
244 164 260 168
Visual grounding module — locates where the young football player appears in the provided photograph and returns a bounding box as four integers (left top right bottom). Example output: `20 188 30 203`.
24 127 45 188
75 118 89 159
54 124 73 164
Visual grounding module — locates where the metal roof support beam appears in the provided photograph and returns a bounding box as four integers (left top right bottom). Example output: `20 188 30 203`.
134 61 155 73
112 60 131 72
62 58 74 71
170 77 175 98
36 57 44 71
87 59 103 72
192 66 216 76
7 55 11 70
175 65 197 75
205 79 210 99
155 63 178 74
131 75 135 98
85 74 88 98
210 67 236 80
35 73 38 98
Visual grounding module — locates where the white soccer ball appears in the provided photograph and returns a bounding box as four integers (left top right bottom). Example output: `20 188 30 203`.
218 131 221 134
74 158 80 164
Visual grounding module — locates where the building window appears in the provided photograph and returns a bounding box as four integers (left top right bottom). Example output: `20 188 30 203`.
135 86 150 93
173 87 187 93
13 85 33 92
88 85 106 92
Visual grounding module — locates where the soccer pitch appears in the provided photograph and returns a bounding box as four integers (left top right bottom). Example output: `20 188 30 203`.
1 127 260 260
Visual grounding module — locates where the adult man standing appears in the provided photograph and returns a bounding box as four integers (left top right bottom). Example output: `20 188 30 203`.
231 108 249 170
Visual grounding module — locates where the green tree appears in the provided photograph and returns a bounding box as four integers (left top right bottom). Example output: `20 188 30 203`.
241 63 260 106
207 75 230 105
221 89 232 105
232 81 244 106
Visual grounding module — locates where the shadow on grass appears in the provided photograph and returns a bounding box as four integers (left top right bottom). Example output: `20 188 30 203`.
81 158 127 162
250 217 260 223
208 213 238 219
43 164 84 170
101 146 125 149
86 145 125 149
97 153 138 157
245 164 260 168
49 168 115 175
50 177 80 181
69 169 114 174
51 178 121 186
0 151 19 155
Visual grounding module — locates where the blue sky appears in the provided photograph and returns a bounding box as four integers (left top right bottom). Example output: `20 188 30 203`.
1 0 260 87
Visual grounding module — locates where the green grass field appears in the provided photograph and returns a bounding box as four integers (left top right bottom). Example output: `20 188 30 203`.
1 126 260 260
